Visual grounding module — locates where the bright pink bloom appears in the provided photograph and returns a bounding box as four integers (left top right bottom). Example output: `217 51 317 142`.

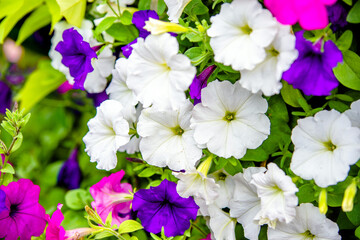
46 204 66 240
201 234 211 240
0 179 47 240
89 170 133 226
264 0 337 30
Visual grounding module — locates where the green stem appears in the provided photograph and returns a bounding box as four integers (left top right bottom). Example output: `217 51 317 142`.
191 222 207 237
107 0 120 18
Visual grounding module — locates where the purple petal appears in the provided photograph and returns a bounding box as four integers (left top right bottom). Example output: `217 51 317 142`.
57 148 82 190
0 81 12 114
132 10 159 38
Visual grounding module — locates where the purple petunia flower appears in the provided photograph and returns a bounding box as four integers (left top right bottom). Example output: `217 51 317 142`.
121 39 138 58
132 179 199 237
282 31 343 96
87 90 109 107
0 179 47 240
55 28 97 91
327 3 348 32
57 148 82 190
0 81 12 114
0 189 7 214
189 65 216 105
132 10 159 38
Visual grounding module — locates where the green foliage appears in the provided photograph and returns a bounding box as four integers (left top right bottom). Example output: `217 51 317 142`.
118 220 144 234
336 30 353 51
347 0 360 23
334 50 360 91
106 23 139 44
56 0 86 27
65 189 93 210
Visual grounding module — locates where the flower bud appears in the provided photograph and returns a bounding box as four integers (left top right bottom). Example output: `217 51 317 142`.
197 154 213 177
144 18 189 35
319 188 328 214
342 179 357 212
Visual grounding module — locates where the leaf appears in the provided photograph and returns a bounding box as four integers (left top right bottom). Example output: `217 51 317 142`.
138 167 157 177
118 220 143 234
356 226 360 239
0 0 43 43
343 0 352 5
347 0 360 23
11 132 23 153
138 0 151 10
1 121 16 136
184 47 208 65
56 0 86 27
1 163 15 174
15 60 66 113
184 0 209 17
106 23 138 43
2 173 13 186
157 0 166 15
328 100 349 112
0 0 24 19
65 189 90 210
336 30 353 51
16 4 52 45
224 158 242 176
119 11 133 25
333 50 360 91
94 231 114 239
346 192 360 225
45 0 62 32
280 81 305 108
297 184 316 203
95 17 117 36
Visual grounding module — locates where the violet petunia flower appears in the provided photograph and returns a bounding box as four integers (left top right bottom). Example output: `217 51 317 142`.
0 179 47 240
55 28 97 90
282 31 343 96
0 189 7 214
57 148 82 190
132 179 199 237
327 3 348 32
89 170 133 226
132 10 159 38
189 65 216 105
121 39 138 58
0 81 12 114
87 90 109 107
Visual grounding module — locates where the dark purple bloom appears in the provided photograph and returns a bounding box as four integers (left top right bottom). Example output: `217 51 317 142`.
57 148 82 189
327 3 348 32
55 28 97 90
121 39 138 58
0 81 12 114
282 31 343 96
189 65 216 105
132 10 159 38
87 90 109 107
132 179 199 237
0 179 47 240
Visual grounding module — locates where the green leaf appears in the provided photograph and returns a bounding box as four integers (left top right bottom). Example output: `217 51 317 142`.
280 81 305 108
65 189 91 210
106 23 138 43
184 0 209 17
0 0 24 19
1 121 16 136
138 167 157 177
119 11 133 25
328 100 349 112
224 158 242 176
45 0 62 32
297 184 316 203
2 173 13 186
62 210 88 230
118 220 143 234
336 30 353 51
157 0 166 15
346 192 360 225
355 226 360 239
95 17 117 36
16 4 52 45
183 31 203 42
333 50 360 91
105 211 113 227
0 0 43 43
150 233 162 240
184 47 208 66
138 0 151 10
1 163 15 174
15 60 66 112
94 231 114 239
11 132 23 153
241 147 268 162
343 0 352 5
347 0 360 23
56 0 86 27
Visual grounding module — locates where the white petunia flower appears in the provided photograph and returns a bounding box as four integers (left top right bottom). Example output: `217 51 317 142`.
190 80 270 159
229 167 265 240
239 25 298 96
137 100 202 171
291 110 360 188
250 163 298 228
208 205 237 240
83 100 130 171
106 58 138 118
207 0 278 71
268 203 341 240
344 99 360 128
163 0 192 23
212 172 235 209
127 33 196 110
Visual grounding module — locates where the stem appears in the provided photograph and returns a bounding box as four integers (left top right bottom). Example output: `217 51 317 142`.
107 1 120 18
6 128 20 156
191 222 207 237
116 0 121 16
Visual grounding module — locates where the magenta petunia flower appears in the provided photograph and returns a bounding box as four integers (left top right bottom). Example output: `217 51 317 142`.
89 170 133 226
0 179 47 240
189 65 216 105
55 28 97 90
0 189 7 214
132 179 199 237
264 0 337 30
282 31 342 96
46 204 66 240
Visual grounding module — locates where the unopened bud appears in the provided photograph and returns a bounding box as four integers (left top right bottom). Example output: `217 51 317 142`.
144 18 189 35
319 188 328 214
342 179 357 212
197 154 213 177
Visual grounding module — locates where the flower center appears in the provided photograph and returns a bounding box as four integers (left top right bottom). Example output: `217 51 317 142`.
224 112 236 122
10 204 19 217
172 125 184 135
302 230 315 239
267 47 279 57
240 25 252 35
324 141 336 151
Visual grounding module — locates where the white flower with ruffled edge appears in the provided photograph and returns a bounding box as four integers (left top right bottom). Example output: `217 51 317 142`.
344 99 360 128
190 80 270 159
163 0 191 23
291 109 360 188
208 205 237 240
137 100 202 171
83 100 130 171
127 33 196 110
229 167 265 240
250 163 298 228
106 58 138 118
268 203 341 240
239 25 298 96
211 171 235 209
207 0 278 71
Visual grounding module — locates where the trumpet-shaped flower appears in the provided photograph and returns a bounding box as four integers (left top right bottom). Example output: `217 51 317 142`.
239 25 298 96
267 203 341 240
191 80 270 159
344 99 360 128
291 110 360 188
189 65 216 105
127 33 196 109
89 170 133 226
207 0 278 71
132 10 159 38
83 100 130 171
208 205 236 240
164 0 192 23
250 163 298 228
137 100 202 171
144 18 189 35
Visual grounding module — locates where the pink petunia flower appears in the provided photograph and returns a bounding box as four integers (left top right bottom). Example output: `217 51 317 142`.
264 0 337 30
89 170 133 226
